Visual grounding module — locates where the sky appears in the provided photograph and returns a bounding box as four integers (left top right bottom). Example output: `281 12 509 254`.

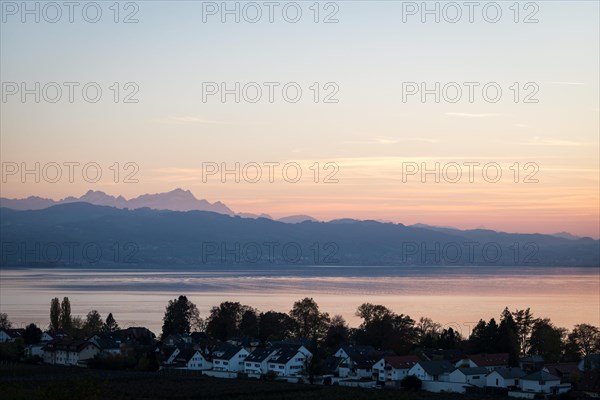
1 1 599 238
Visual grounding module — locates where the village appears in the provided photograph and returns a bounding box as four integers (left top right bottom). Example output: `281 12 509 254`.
0 296 598 399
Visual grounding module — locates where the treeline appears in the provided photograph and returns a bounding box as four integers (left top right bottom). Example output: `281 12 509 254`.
159 296 600 364
1 296 598 365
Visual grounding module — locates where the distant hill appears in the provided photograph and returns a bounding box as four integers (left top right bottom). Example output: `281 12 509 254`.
278 215 319 223
1 203 597 267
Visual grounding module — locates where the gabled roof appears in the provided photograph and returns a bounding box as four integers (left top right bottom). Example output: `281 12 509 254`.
490 367 526 379
465 353 509 367
544 363 580 378
268 347 303 365
246 348 276 363
520 355 544 363
2 328 25 338
43 339 99 353
212 344 244 361
416 360 456 376
93 337 120 350
454 367 489 376
384 355 420 369
522 370 560 382
338 344 376 359
177 349 202 363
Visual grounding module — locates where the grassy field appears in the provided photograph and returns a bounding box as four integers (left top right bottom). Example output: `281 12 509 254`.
0 363 504 400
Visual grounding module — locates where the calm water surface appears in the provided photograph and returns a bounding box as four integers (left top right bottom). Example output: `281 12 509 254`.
1 266 598 336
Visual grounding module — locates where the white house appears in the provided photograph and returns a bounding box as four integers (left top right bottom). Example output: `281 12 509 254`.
455 353 508 371
448 367 489 387
267 347 312 377
244 347 279 375
0 328 24 343
42 340 101 366
177 349 212 370
89 336 122 356
212 344 249 372
335 345 382 379
520 370 561 394
372 355 420 382
486 367 526 389
407 360 456 381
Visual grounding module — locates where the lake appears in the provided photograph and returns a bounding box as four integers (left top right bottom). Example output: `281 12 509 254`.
1 266 598 336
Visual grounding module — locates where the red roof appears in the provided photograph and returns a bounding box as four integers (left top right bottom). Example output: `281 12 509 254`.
465 353 509 367
385 355 421 369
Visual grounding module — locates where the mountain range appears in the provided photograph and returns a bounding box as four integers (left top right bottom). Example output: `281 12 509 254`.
0 189 318 223
1 202 597 267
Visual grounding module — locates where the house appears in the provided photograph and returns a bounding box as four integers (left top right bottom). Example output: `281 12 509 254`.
176 349 212 370
373 355 420 382
211 344 249 372
267 346 312 377
448 367 489 387
520 355 544 372
335 344 380 378
162 334 192 348
520 370 563 394
0 328 25 343
456 353 508 371
244 347 278 375
227 335 260 350
25 343 45 358
407 360 456 381
544 363 581 382
89 336 122 356
579 354 600 371
485 367 526 390
42 339 100 366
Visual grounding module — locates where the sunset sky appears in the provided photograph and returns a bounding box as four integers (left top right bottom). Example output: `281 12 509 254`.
1 1 599 238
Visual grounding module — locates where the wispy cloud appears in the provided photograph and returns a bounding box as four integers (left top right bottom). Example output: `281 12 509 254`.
344 137 440 145
549 81 585 85
446 112 500 118
152 116 234 125
503 136 584 147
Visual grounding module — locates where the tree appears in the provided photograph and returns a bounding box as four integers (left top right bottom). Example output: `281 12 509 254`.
290 298 330 342
513 308 537 355
355 303 416 353
189 303 205 332
84 310 104 336
103 313 120 332
205 302 254 341
49 298 60 331
258 311 295 342
60 297 72 332
569 324 600 362
0 313 11 329
161 296 198 339
23 323 42 344
499 307 520 366
324 315 350 350
416 317 442 347
240 309 260 338
437 328 462 349
529 319 566 363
